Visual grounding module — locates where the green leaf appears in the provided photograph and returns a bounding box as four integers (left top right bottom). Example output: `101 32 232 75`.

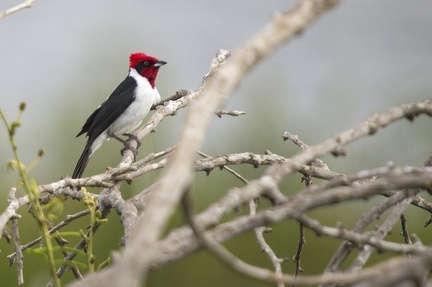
26 247 49 259
6 159 25 171
53 246 87 257
97 257 111 271
42 196 65 222
54 259 87 269
51 231 82 239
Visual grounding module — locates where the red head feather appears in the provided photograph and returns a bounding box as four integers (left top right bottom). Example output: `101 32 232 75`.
129 52 166 88
129 52 159 69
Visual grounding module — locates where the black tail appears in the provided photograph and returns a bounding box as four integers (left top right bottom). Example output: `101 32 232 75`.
72 144 92 178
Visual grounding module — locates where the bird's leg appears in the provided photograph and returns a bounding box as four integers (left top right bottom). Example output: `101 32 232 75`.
109 132 128 145
107 132 140 160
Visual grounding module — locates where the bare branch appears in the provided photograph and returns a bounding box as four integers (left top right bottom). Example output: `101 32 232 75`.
324 190 417 273
348 194 417 272
400 214 412 245
151 166 432 270
292 223 305 280
283 131 329 169
266 99 432 185
182 188 290 286
0 0 34 20
215 110 246 118
11 217 24 285
180 188 432 286
249 198 285 287
0 188 28 236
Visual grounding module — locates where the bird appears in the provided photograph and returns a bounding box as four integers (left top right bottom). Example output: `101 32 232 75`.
72 52 166 179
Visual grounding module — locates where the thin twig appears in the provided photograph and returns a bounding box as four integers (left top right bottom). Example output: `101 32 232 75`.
197 151 249 183
324 190 415 274
182 189 288 286
201 150 286 286
400 214 412 245
283 131 329 169
292 172 311 284
292 223 305 282
249 199 285 287
348 194 417 272
151 89 191 110
0 0 34 20
11 217 24 285
215 110 246 118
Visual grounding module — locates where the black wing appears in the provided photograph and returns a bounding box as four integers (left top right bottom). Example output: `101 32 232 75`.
76 76 137 144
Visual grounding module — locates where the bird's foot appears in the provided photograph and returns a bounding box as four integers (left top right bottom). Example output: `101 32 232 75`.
123 133 142 148
121 146 137 159
120 134 141 160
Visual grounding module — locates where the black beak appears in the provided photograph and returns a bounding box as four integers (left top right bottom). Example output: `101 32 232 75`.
154 60 167 67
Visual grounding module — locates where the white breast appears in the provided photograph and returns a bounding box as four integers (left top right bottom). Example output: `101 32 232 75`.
108 68 161 136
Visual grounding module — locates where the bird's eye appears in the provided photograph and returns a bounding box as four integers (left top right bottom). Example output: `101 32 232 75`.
143 61 150 66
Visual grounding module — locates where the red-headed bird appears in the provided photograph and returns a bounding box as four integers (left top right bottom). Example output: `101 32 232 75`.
72 52 166 178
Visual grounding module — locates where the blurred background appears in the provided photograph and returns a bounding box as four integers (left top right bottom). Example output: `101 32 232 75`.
1 0 432 286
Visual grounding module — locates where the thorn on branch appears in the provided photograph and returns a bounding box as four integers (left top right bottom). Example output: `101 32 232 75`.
124 174 134 184
331 145 347 157
204 168 213 176
424 216 432 228
368 122 379 135
404 108 416 122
